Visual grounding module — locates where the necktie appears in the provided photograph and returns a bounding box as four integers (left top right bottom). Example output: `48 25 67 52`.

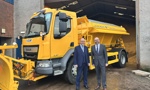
82 45 84 52
97 45 98 53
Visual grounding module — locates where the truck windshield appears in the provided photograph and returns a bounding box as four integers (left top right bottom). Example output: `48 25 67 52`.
25 13 52 37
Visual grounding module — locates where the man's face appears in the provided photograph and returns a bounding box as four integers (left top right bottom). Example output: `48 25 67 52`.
94 38 99 44
80 39 85 45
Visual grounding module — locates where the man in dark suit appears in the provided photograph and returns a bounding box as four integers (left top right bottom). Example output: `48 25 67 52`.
91 37 108 90
74 38 90 90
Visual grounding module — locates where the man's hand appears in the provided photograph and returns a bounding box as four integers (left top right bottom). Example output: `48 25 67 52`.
88 63 90 66
74 65 78 68
105 63 108 67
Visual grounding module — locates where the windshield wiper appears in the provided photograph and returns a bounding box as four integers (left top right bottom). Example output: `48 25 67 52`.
24 34 40 38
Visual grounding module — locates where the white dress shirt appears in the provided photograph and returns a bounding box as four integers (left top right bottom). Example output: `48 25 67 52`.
95 44 100 53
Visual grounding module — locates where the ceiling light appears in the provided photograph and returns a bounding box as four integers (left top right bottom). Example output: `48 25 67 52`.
115 6 127 10
114 12 117 14
58 1 78 10
130 15 135 18
118 13 124 16
76 9 83 13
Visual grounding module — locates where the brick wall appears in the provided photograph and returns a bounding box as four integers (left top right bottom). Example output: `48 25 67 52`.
0 0 13 37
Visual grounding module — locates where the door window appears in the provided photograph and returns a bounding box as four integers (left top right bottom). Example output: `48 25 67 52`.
54 16 71 39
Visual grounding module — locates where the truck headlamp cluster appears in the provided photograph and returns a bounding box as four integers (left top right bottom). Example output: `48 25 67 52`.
37 63 50 68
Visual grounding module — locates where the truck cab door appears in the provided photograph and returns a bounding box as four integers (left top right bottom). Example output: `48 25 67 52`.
50 13 74 58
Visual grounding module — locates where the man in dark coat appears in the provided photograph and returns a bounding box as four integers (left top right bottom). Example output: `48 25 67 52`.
91 37 108 90
74 38 90 90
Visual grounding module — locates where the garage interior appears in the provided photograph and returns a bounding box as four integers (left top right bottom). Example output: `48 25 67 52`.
45 0 136 68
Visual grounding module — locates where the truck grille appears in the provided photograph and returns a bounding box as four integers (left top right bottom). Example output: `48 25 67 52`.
23 45 39 59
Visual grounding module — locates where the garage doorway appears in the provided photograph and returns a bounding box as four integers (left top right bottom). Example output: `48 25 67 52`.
44 0 136 69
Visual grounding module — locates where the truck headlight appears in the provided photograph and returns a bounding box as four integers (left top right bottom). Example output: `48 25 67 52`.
37 63 50 67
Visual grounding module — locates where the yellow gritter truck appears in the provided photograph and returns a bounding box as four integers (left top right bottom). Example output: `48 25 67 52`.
0 8 129 90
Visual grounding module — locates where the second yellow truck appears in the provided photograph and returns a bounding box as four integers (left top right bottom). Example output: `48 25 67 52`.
0 8 129 90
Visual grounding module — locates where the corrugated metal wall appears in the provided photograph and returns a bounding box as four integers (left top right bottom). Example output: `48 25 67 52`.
5 0 14 4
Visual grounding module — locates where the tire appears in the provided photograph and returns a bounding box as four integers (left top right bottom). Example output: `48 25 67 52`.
63 57 83 84
112 51 127 68
64 57 76 84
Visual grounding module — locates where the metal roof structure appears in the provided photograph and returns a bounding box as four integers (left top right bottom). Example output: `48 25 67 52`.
45 0 135 25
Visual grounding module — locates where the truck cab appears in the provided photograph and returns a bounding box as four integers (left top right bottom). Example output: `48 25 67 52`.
23 8 77 60
22 8 78 83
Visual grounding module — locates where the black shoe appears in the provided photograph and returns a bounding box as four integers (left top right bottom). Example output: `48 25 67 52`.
95 85 100 90
76 87 80 90
84 85 89 89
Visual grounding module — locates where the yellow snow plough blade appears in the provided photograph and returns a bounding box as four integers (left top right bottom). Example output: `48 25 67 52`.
0 43 19 90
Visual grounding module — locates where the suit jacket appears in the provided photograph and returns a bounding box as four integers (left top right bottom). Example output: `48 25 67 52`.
91 44 108 67
74 45 90 67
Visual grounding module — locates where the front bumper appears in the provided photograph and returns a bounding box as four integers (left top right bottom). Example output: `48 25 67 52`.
35 60 53 74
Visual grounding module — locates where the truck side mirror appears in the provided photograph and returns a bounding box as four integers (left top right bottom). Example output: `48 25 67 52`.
59 12 68 21
59 21 67 33
40 31 46 40
26 23 30 28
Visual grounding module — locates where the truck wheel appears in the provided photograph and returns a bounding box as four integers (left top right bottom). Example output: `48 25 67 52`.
64 57 76 84
64 57 83 84
112 51 127 68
